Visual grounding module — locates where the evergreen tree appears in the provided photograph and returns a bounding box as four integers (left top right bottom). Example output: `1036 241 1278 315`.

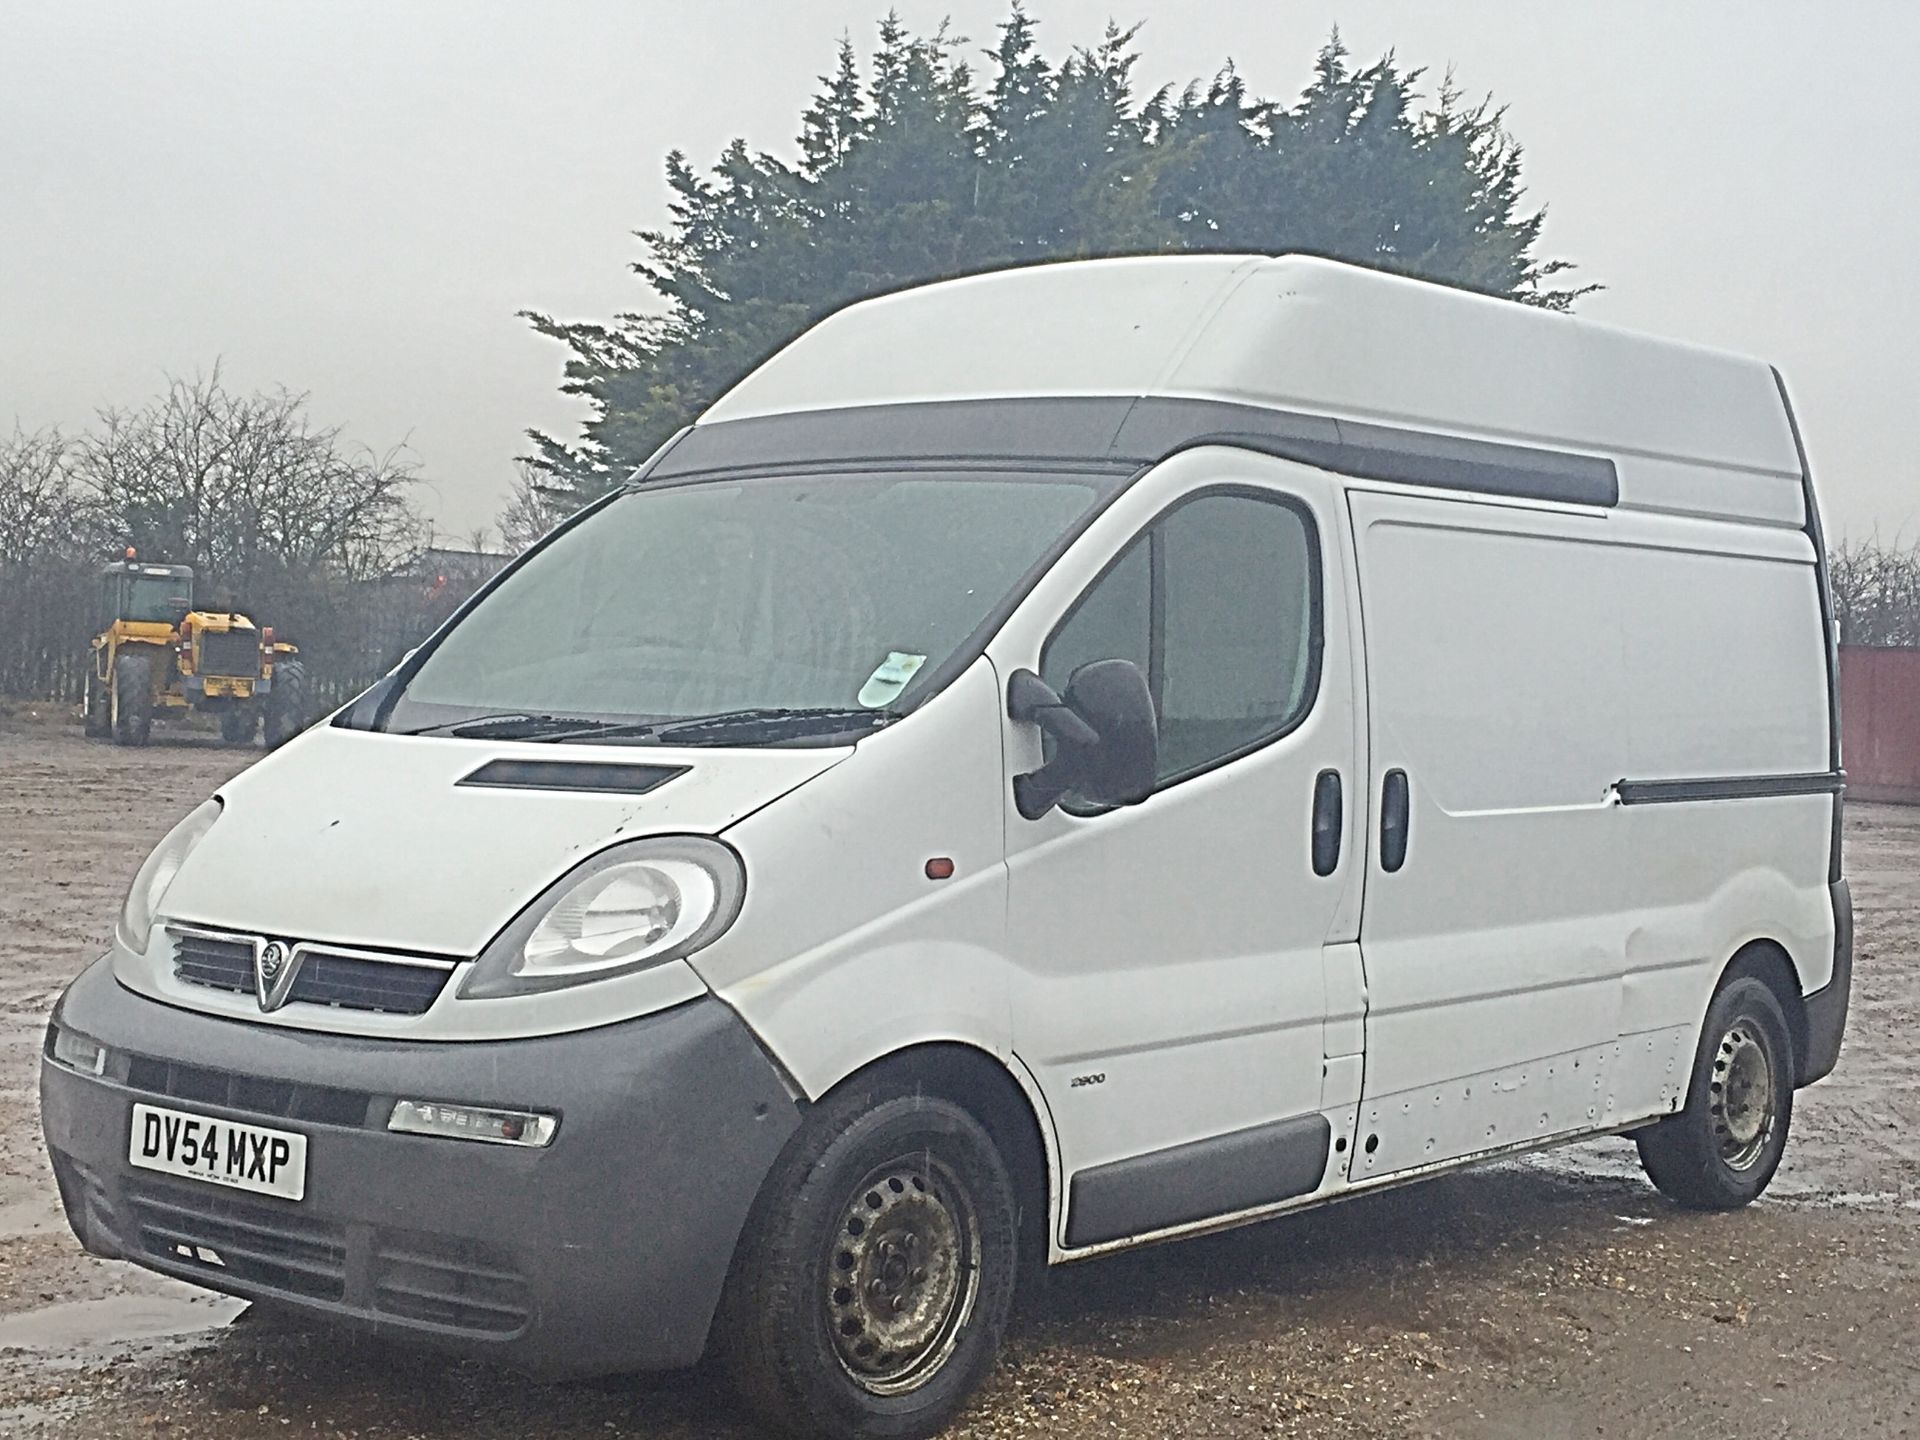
518 10 1594 518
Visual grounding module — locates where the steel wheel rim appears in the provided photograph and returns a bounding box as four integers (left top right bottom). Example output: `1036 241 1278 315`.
1710 1019 1777 1172
824 1154 981 1396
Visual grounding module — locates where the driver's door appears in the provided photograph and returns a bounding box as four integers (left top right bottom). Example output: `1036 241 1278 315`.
989 451 1363 1250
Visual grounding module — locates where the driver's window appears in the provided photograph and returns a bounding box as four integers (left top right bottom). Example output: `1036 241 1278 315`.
1041 537 1151 694
1041 490 1320 788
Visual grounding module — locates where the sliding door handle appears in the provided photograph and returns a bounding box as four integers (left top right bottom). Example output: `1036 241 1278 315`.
1380 769 1411 873
1311 770 1343 876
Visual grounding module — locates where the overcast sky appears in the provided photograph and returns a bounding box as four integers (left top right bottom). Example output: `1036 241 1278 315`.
3 1 1915 542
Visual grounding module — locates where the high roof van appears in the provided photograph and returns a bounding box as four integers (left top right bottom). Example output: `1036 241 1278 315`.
43 256 1849 1439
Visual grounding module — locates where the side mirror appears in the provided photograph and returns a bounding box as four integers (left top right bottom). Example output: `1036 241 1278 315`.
1009 660 1158 819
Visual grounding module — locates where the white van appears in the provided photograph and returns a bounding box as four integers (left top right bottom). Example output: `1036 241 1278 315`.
43 256 1849 1439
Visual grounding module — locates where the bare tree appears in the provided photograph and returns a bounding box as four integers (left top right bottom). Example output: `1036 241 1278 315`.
69 365 427 594
0 425 79 567
1831 536 1920 648
0 426 91 699
498 458 574 554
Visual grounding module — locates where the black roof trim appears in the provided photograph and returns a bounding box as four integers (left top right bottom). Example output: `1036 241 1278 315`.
647 398 1141 479
1118 399 1620 507
650 396 1618 508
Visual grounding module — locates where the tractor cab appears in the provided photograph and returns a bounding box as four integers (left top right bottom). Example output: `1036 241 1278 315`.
99 560 195 629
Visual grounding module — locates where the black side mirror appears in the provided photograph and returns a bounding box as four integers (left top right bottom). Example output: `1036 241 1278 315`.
1009 660 1158 819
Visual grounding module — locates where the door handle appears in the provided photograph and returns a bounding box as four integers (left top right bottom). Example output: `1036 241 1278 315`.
1380 769 1410 873
1311 770 1343 876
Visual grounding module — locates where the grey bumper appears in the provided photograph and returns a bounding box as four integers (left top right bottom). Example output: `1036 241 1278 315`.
1800 878 1851 1086
41 958 800 1376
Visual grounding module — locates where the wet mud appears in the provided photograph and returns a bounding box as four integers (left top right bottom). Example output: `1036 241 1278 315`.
1 718 1916 1438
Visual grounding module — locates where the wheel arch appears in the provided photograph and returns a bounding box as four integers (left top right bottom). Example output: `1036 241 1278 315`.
818 1041 1061 1271
1716 938 1809 1083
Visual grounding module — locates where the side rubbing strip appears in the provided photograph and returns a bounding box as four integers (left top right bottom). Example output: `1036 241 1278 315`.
1614 771 1845 806
457 760 690 796
1065 1113 1331 1248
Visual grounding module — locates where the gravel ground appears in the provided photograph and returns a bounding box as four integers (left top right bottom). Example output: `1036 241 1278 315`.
1 714 1916 1439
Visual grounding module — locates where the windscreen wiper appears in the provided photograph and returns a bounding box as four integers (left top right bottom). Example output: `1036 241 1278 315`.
407 713 642 741
644 706 901 745
409 707 895 744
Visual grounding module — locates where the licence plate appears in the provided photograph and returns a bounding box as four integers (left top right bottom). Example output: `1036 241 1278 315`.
128 1102 308 1201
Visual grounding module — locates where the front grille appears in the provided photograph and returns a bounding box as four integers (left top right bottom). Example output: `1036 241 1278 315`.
127 1179 347 1302
170 931 454 1016
124 1054 372 1127
196 628 262 678
285 953 450 1014
173 932 253 990
373 1236 532 1334
118 1176 529 1337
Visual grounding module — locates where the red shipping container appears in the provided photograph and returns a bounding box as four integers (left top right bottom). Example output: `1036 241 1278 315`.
1840 646 1920 804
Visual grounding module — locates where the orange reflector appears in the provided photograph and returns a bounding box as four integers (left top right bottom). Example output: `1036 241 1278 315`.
924 857 955 881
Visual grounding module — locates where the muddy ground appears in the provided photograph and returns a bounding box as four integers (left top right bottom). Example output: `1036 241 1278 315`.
1 714 1915 1439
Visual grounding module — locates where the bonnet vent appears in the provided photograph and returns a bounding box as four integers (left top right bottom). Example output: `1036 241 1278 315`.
455 760 690 796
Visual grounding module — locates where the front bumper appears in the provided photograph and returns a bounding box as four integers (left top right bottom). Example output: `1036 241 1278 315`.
41 959 800 1376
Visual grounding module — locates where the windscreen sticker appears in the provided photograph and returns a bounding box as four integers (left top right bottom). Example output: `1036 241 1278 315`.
858 651 927 708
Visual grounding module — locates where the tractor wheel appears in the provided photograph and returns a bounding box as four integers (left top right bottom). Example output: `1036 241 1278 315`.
220 707 261 747
111 651 153 747
265 660 310 749
83 666 111 738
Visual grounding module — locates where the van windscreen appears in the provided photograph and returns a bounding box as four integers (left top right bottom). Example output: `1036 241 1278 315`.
383 469 1116 743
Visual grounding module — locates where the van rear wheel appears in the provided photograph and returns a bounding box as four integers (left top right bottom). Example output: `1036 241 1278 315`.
721 1086 1020 1440
1636 975 1794 1209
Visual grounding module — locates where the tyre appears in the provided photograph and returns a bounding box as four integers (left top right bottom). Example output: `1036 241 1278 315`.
111 651 153 747
83 666 110 738
721 1085 1021 1440
1637 973 1795 1209
220 706 260 746
264 660 309 748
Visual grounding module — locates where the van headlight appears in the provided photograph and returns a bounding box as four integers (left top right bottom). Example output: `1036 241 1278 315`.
116 798 222 953
460 837 745 999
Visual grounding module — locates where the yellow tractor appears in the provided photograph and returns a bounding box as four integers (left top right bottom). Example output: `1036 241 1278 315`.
82 554 308 748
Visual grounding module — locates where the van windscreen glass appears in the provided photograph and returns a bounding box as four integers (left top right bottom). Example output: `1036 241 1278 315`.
384 469 1115 743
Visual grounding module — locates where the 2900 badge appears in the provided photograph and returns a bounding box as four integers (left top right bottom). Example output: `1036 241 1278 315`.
128 1102 308 1201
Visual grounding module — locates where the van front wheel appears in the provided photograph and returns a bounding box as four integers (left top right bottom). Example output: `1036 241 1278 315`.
722 1087 1020 1440
1636 975 1794 1209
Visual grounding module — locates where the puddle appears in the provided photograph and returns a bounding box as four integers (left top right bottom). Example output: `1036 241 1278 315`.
0 1291 247 1357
